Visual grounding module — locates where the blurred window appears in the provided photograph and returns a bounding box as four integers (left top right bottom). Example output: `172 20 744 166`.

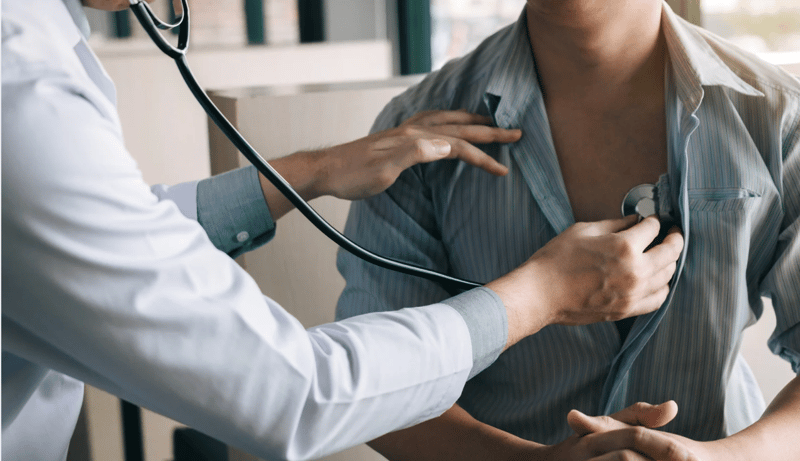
86 0 298 47
430 0 799 72
703 0 800 54
430 0 525 70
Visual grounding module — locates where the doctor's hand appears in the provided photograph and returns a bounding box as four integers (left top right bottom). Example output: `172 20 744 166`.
486 216 683 349
258 110 520 220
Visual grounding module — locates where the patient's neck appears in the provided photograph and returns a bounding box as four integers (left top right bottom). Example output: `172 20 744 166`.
525 0 665 107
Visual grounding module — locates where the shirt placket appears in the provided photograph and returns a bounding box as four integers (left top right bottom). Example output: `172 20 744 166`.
597 69 700 414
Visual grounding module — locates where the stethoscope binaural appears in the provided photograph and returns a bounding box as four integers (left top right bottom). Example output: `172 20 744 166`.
128 0 665 294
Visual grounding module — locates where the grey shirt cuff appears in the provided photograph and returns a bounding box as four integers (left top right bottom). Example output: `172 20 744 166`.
441 287 508 379
197 166 276 258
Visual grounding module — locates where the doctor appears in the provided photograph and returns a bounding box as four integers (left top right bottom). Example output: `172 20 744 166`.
1 0 684 460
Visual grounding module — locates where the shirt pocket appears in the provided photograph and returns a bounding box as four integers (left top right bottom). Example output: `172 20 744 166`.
688 188 761 213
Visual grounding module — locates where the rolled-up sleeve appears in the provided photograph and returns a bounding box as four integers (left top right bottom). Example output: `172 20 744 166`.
765 102 800 374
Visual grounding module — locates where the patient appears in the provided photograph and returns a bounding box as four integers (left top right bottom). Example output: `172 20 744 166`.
336 0 800 459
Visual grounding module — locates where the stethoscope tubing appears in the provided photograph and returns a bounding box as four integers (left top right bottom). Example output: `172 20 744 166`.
129 0 481 294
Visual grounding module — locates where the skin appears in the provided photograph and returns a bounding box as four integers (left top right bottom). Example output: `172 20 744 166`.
368 1 800 460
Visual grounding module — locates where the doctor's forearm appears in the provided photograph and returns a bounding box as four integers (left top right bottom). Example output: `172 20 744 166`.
258 150 327 222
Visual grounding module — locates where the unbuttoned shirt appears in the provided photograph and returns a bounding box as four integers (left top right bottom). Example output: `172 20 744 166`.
337 2 800 444
2 1 508 460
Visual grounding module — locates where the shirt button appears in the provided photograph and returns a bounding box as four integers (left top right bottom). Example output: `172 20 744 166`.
236 231 250 243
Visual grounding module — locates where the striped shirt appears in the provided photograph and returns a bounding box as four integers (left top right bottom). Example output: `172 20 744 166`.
336 2 800 444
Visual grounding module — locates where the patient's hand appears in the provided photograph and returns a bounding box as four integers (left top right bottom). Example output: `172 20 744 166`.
520 401 700 461
557 401 710 461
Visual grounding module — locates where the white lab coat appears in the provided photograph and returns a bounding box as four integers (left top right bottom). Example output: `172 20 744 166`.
1 1 505 459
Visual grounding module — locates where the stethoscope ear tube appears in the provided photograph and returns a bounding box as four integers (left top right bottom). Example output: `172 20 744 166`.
129 1 481 295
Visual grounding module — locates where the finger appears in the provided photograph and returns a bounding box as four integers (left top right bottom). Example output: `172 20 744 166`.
609 401 678 429
420 124 522 144
588 450 650 461
403 110 495 127
626 285 670 317
579 215 639 237
586 428 698 461
568 410 628 436
643 228 684 267
437 137 509 176
616 216 661 252
642 261 677 296
392 138 452 171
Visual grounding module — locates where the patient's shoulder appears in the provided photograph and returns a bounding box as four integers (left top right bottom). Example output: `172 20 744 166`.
375 24 516 130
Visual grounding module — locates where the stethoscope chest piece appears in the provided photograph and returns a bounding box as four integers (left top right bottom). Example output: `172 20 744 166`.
621 184 657 219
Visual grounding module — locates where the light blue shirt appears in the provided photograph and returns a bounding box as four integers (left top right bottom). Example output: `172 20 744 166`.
1 1 507 459
337 2 800 444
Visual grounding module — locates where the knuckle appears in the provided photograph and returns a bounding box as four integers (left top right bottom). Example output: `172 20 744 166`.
616 238 637 260
632 401 650 413
631 426 648 444
662 440 681 459
398 125 417 137
412 137 429 152
598 415 616 427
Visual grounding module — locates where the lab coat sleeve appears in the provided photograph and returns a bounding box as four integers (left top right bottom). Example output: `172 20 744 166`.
1 71 477 461
336 96 508 378
764 98 800 374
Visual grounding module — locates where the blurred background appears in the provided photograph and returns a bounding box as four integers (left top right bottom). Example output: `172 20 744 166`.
71 1 799 461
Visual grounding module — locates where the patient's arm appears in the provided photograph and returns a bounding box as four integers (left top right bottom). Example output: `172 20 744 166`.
369 405 532 461
370 402 686 461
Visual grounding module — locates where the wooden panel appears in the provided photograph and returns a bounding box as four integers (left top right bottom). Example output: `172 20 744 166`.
94 40 393 186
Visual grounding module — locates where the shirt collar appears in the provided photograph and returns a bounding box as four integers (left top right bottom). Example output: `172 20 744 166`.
483 9 539 129
483 1 764 122
661 1 763 111
61 0 91 40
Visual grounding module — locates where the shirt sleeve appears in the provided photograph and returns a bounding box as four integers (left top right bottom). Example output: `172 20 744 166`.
764 97 800 374
2 71 479 460
150 166 276 259
336 98 508 379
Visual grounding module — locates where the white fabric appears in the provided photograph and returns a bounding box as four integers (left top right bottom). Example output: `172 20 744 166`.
1 1 475 460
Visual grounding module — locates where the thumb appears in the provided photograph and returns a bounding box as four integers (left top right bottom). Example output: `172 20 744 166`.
567 410 626 437
579 215 639 237
610 401 679 429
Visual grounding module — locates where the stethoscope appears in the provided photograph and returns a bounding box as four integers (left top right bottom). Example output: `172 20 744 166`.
128 0 664 294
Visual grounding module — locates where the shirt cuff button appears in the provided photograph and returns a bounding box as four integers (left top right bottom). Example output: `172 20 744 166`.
236 231 250 243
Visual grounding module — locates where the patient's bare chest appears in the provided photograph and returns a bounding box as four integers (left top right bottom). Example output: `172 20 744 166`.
547 102 668 222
